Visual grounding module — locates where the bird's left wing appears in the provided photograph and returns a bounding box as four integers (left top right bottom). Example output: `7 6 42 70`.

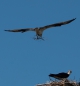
4 28 35 33
39 18 76 31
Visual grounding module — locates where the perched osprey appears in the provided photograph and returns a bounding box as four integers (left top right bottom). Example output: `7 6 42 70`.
5 18 76 40
49 70 72 80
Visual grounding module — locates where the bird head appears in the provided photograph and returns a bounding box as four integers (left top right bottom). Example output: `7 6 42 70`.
67 70 72 74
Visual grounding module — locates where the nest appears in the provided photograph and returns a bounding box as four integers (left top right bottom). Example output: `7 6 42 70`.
36 79 79 86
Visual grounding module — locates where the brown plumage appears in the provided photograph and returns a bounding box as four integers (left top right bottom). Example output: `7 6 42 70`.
49 70 72 80
4 18 76 40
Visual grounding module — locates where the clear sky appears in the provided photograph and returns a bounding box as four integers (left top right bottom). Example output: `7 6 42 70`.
0 0 80 86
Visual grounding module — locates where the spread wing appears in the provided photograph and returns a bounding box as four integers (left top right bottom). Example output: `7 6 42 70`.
39 18 76 31
4 18 76 33
4 28 35 33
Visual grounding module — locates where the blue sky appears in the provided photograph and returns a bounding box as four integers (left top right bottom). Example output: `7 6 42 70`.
0 0 80 86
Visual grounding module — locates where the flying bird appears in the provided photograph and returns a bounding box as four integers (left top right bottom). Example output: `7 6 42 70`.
4 18 76 40
49 70 72 80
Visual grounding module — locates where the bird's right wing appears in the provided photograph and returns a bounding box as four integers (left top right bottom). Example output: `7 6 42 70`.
4 28 35 33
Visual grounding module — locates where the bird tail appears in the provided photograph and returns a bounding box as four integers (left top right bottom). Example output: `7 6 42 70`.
49 74 55 77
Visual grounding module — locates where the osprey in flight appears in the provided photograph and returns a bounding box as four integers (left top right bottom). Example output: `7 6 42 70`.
5 18 76 40
49 70 72 80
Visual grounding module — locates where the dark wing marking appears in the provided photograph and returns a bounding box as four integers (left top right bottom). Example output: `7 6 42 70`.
39 18 76 31
4 28 35 33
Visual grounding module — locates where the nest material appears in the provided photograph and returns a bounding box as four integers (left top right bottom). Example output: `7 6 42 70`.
36 79 79 86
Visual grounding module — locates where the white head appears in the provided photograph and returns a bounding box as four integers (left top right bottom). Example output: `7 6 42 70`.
67 70 72 74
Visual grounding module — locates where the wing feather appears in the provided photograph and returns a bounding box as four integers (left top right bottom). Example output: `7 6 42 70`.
4 28 35 33
39 18 76 31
